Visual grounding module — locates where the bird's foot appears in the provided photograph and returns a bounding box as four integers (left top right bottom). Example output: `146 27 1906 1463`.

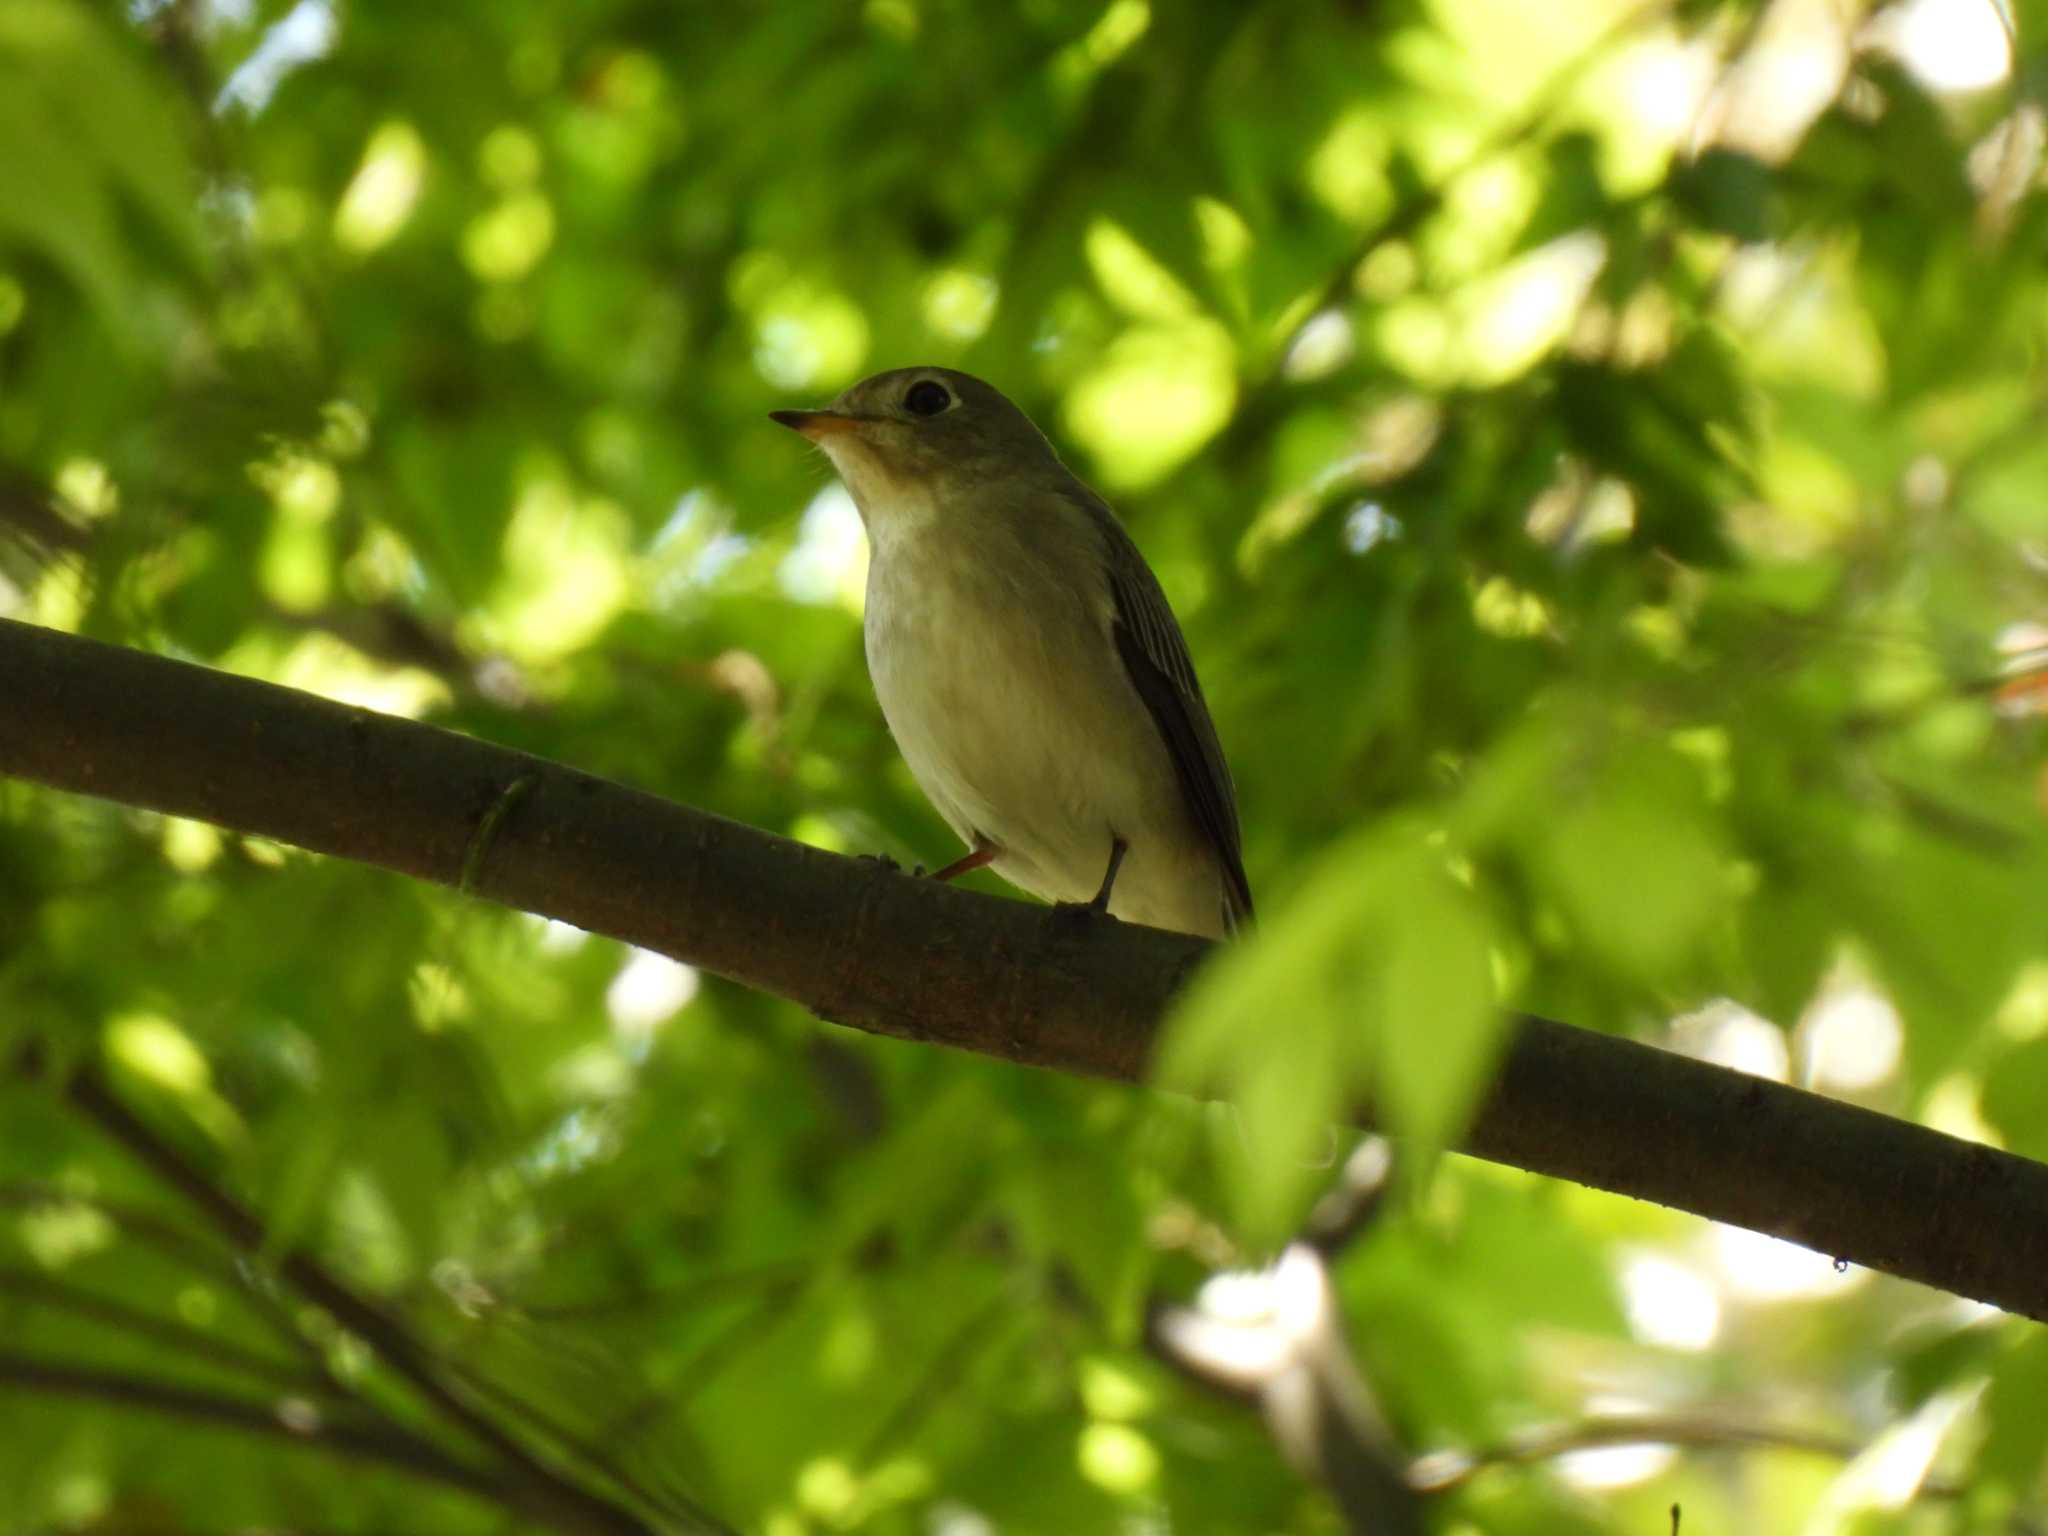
931 842 997 883
1049 895 1118 927
1047 836 1130 927
858 852 919 877
1086 837 1128 911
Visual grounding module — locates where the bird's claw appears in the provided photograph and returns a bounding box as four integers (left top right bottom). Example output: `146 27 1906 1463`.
1050 897 1117 927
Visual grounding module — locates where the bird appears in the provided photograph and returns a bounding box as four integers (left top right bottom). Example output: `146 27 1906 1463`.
771 366 1251 940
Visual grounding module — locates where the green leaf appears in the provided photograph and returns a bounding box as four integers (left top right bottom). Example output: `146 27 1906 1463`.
1522 738 1729 983
1159 820 1502 1242
0 0 203 321
1979 1327 2048 1493
1011 1140 1148 1332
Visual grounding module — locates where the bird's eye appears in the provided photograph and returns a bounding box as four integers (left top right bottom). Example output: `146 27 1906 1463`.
903 379 952 417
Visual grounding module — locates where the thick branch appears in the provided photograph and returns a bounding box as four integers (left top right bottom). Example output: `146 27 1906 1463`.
5 617 2048 1319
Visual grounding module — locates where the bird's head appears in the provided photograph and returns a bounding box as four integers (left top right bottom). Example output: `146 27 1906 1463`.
771 367 1062 519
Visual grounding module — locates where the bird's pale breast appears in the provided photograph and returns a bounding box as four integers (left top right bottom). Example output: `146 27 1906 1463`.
863 514 1229 937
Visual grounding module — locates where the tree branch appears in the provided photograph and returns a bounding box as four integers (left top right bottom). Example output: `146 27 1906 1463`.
0 1267 317 1395
1409 1411 2045 1533
51 1056 721 1536
5 617 2048 1319
0 1350 501 1505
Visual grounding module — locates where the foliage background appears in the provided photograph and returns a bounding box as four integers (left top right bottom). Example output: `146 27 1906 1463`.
4 0 2048 1530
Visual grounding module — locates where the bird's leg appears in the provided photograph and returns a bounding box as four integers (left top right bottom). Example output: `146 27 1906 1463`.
1087 835 1129 914
930 839 998 883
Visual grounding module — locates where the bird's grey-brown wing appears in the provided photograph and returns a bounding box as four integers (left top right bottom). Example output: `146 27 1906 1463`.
1065 490 1254 932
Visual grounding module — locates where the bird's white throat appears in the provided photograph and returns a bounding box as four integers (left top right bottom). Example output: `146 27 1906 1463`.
820 445 948 557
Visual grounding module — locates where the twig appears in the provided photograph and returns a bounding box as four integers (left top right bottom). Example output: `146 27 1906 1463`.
0 1350 500 1503
54 1060 726 1536
0 1179 316 1361
856 1286 1018 1467
432 1321 723 1531
0 1267 318 1395
1149 1243 1421 1536
1409 1411 2046 1534
512 1258 813 1322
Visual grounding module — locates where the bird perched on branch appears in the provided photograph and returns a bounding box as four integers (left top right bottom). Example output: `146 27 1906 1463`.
773 366 1252 940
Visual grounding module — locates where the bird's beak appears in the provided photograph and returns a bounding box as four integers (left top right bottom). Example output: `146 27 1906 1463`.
769 409 861 440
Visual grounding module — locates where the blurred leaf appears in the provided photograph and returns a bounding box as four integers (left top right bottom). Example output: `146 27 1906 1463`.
1520 736 1729 984
1671 148 1778 244
0 0 203 320
1161 820 1502 1241
1010 1140 1148 1332
1978 1327 2048 1494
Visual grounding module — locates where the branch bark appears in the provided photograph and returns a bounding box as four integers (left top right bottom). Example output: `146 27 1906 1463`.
6 616 2048 1319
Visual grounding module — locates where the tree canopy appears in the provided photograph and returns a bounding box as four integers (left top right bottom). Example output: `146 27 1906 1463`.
3 0 2048 1531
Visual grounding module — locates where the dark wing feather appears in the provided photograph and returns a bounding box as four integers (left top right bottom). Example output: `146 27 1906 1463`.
1066 490 1254 932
